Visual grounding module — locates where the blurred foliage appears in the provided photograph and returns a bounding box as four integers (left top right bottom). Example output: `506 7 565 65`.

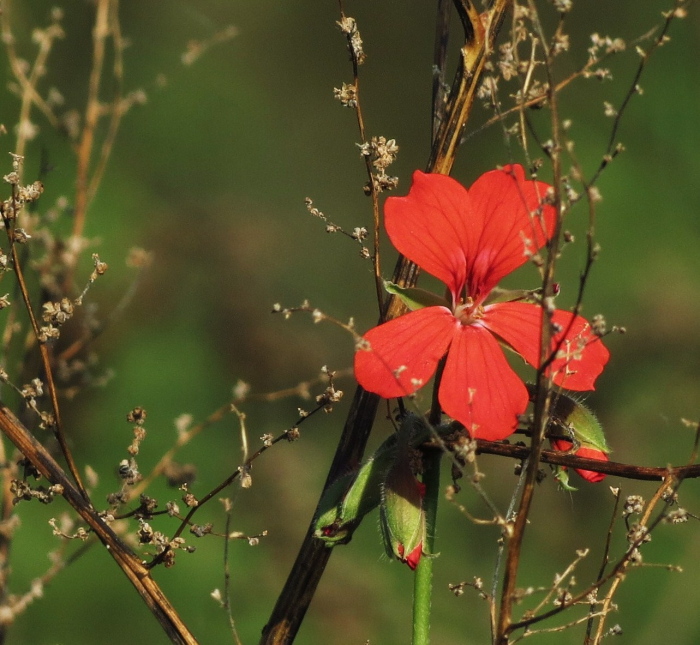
0 1 699 644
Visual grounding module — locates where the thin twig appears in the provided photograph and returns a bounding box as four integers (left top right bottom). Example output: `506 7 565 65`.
337 0 384 315
585 489 621 643
496 1 563 638
0 402 199 645
72 0 111 243
2 186 88 500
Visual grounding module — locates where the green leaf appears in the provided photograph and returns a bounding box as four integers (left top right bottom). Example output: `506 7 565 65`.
384 281 449 311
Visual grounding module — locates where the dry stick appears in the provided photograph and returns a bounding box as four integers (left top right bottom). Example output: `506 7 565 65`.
0 3 86 497
337 1 385 315
496 7 688 638
2 192 88 501
503 479 670 638
125 402 232 502
590 424 698 643
584 490 621 644
431 0 451 144
495 3 565 641
259 2 511 643
0 439 15 645
588 1 686 188
504 475 678 640
222 508 244 645
72 0 111 243
86 0 125 207
1 3 63 170
473 440 700 481
0 403 199 645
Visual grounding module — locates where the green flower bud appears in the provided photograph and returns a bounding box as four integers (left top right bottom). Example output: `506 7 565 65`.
379 453 426 570
314 433 398 545
314 414 432 556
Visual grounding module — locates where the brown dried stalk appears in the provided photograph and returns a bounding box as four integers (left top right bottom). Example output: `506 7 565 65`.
474 440 700 481
2 186 88 501
73 0 113 242
0 403 199 645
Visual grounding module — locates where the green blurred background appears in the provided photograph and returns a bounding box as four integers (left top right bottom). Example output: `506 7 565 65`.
1 1 699 643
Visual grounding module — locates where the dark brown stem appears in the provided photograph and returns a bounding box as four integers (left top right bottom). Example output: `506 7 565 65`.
495 4 561 639
474 440 700 481
260 2 511 643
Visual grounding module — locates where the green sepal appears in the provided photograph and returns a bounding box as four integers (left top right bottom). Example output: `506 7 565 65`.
313 471 359 545
379 453 426 568
313 434 398 545
483 286 544 306
384 281 449 311
549 392 610 454
553 465 578 492
527 385 610 454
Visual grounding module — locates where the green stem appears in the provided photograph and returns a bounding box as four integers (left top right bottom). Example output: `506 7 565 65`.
412 448 442 645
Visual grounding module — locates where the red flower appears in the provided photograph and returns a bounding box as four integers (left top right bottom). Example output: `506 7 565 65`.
354 166 609 441
551 439 608 483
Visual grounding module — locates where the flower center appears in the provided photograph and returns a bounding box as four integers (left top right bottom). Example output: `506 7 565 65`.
454 297 484 326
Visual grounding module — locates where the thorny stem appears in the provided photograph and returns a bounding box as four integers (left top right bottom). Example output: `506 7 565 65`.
260 3 512 643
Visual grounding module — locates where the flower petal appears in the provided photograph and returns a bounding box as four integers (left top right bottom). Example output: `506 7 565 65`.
548 310 610 390
552 440 608 483
439 325 528 441
403 542 423 570
385 171 478 299
467 165 556 299
480 302 609 391
354 307 456 398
